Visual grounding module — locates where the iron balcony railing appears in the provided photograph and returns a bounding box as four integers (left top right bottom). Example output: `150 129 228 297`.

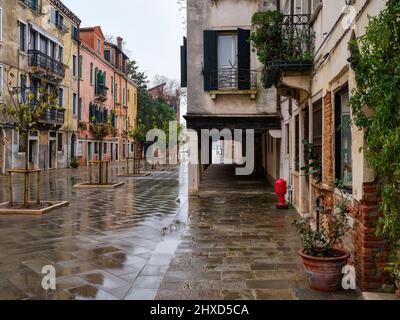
209 68 257 91
41 109 65 125
264 14 314 88
19 0 42 14
55 21 69 33
28 50 66 79
95 84 107 99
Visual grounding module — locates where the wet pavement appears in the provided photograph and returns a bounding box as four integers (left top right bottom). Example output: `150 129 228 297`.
0 163 187 300
0 163 361 300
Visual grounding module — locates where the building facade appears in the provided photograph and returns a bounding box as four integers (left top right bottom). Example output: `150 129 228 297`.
267 0 387 291
184 0 281 196
0 0 81 172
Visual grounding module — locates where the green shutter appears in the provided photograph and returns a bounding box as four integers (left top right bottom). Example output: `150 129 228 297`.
203 30 218 91
180 37 187 88
238 29 251 90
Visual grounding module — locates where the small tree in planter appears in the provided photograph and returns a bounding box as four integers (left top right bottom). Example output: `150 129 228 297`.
293 184 351 292
0 72 68 212
88 115 115 185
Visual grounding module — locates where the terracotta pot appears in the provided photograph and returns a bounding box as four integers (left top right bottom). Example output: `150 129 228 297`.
299 249 350 292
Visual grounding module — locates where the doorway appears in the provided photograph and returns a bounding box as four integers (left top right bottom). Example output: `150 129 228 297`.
87 142 92 163
29 139 38 169
49 140 56 169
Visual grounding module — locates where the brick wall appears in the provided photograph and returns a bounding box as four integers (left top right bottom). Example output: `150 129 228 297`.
323 91 333 186
353 183 388 291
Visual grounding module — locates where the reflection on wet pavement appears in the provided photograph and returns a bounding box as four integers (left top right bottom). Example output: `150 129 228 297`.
0 163 187 300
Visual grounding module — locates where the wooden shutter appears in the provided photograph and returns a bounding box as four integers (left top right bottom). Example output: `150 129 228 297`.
180 37 187 88
237 29 251 90
203 30 218 91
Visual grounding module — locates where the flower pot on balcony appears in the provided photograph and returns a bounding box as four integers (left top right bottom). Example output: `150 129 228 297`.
299 249 350 292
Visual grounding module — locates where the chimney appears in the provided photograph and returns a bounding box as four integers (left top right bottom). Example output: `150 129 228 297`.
117 37 123 50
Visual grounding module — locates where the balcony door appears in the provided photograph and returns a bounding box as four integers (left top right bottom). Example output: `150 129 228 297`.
40 35 48 55
217 34 237 89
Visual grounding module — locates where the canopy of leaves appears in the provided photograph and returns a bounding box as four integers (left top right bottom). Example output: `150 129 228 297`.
350 0 400 275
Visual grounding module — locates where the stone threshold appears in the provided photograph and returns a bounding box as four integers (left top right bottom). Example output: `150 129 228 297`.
73 182 125 189
0 201 70 215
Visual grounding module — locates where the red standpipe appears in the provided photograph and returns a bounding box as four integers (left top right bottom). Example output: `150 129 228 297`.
275 179 289 209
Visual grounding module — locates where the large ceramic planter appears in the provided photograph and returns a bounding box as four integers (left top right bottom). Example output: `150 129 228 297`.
299 249 350 292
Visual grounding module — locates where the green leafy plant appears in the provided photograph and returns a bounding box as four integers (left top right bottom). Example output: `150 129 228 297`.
70 158 79 169
349 0 400 273
300 139 322 184
250 10 315 65
293 184 350 257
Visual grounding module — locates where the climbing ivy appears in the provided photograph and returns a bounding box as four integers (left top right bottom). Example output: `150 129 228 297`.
350 0 400 276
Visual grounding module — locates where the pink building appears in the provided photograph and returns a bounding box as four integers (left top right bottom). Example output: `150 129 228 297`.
76 26 118 165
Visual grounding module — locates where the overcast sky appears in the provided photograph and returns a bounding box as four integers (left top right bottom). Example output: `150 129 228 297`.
63 0 186 83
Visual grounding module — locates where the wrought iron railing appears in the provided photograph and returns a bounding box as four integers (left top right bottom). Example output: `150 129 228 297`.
263 14 314 88
19 0 42 14
28 50 65 78
95 84 107 99
277 14 314 63
209 68 257 91
41 109 65 125
55 22 69 33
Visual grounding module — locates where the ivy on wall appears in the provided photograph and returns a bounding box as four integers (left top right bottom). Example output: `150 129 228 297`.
350 0 400 279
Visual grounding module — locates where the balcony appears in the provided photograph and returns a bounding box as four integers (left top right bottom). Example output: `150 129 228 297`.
208 68 258 100
260 13 314 99
55 22 69 34
94 84 107 102
28 50 66 79
40 109 65 127
19 0 42 15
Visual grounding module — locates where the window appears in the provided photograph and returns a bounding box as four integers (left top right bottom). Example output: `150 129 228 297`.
94 67 98 88
104 50 110 62
97 38 101 52
79 55 83 79
58 46 64 62
312 99 323 164
90 63 93 85
73 93 77 115
77 141 83 156
111 76 113 94
58 88 64 108
94 142 99 155
72 26 79 41
104 143 108 155
295 114 300 171
72 55 77 77
204 29 250 91
57 133 63 152
115 82 118 102
0 65 3 101
123 87 126 105
18 132 26 153
335 86 352 190
19 21 27 52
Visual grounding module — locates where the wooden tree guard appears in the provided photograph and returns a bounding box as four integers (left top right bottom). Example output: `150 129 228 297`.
7 169 42 207
88 160 109 185
125 157 142 175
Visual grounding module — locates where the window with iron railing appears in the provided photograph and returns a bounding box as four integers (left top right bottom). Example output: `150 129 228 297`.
19 0 41 15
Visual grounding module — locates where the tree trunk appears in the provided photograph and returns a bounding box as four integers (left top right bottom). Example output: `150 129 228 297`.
24 130 29 207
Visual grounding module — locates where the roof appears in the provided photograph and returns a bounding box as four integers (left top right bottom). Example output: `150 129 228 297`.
50 0 81 25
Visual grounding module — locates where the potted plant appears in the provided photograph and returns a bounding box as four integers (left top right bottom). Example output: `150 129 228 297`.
293 185 351 292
